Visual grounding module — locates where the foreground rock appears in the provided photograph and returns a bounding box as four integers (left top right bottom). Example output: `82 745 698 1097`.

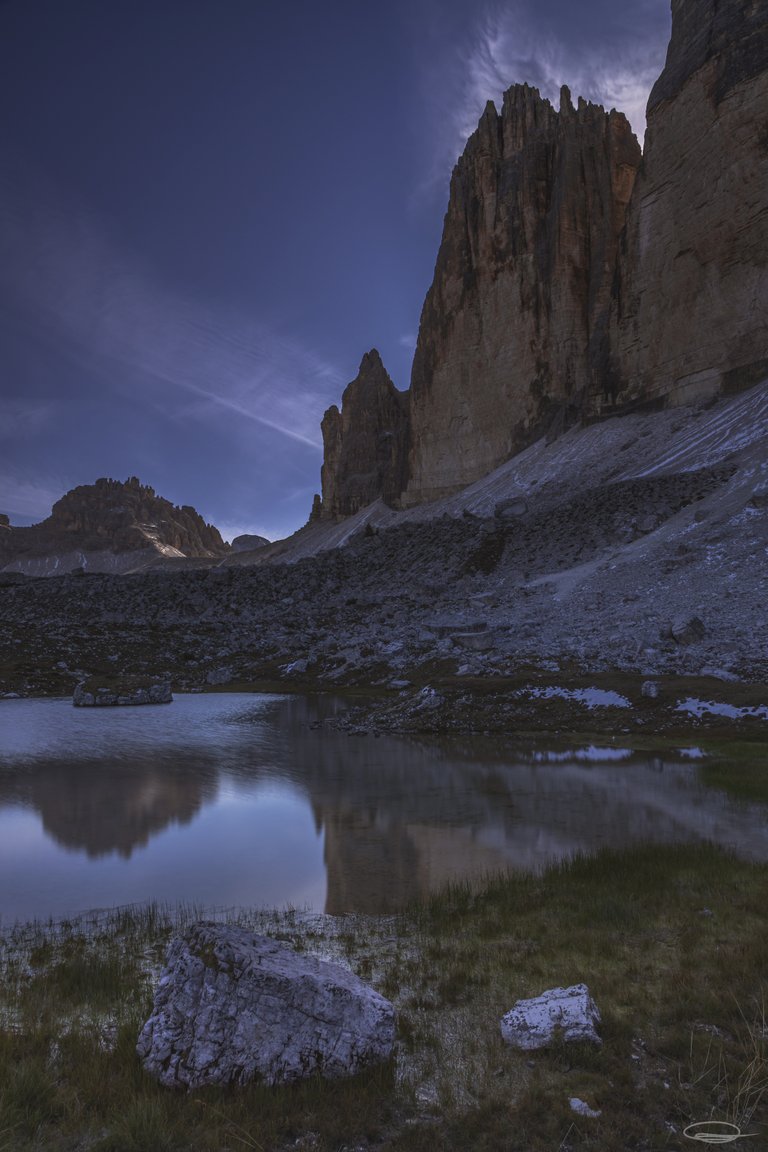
137 923 395 1089
73 681 172 706
500 983 601 1050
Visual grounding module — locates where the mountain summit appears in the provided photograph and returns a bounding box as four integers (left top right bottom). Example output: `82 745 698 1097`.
0 477 229 576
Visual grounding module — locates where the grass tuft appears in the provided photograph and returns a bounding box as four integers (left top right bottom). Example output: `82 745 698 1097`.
1 848 768 1148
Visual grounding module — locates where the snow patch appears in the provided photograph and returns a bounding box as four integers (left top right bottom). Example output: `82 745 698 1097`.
531 747 634 763
521 686 632 709
675 698 768 721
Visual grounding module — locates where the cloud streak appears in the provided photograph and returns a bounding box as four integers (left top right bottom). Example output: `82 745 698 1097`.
416 0 669 200
0 471 70 522
0 169 344 456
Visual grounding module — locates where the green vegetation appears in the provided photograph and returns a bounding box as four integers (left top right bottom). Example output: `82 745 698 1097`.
1 847 767 1150
698 740 768 803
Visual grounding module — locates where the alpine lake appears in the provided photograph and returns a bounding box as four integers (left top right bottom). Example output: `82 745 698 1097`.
1 691 768 1152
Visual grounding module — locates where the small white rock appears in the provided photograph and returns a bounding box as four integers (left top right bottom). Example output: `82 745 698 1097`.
569 1097 601 1118
500 983 601 1050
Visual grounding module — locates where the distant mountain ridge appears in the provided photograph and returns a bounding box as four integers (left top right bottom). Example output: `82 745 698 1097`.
0 476 230 576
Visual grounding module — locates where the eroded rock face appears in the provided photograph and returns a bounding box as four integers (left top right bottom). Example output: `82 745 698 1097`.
319 350 410 518
0 476 230 575
314 0 767 516
137 923 395 1089
403 85 641 505
611 0 768 408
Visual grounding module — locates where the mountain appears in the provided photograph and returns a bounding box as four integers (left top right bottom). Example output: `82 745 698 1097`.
0 476 230 576
315 349 410 519
315 0 768 514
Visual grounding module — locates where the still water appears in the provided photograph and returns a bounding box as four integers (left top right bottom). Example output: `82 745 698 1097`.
0 693 766 923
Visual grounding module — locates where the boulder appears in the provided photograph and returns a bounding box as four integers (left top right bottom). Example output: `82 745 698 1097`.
495 498 529 520
137 923 395 1089
500 983 601 1050
426 617 487 638
453 631 496 652
671 615 706 645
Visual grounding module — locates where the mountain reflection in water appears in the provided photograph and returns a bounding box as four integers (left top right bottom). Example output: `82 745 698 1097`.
0 693 766 921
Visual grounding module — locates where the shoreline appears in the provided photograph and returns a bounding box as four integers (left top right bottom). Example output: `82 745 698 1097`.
1 844 767 1149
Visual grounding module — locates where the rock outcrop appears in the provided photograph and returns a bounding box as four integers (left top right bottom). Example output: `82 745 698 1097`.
230 533 269 553
317 350 409 518
137 923 395 1089
0 477 230 575
73 679 173 706
403 86 641 504
611 0 768 408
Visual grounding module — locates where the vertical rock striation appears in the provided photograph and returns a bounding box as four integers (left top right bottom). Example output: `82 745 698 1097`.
318 350 410 518
403 85 641 505
612 0 768 407
312 0 767 516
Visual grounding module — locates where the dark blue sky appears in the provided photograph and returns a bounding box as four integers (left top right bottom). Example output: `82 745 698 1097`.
1 0 670 541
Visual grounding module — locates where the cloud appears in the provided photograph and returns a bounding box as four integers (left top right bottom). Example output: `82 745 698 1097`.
455 2 666 149
0 400 56 441
0 471 69 521
414 0 669 202
0 170 345 456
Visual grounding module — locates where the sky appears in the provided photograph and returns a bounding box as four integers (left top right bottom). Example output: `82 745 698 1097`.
0 0 671 543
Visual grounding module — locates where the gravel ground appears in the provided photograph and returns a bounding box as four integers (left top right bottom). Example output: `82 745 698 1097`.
1 386 767 737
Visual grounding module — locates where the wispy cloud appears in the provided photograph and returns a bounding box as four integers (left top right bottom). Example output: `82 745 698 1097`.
0 400 57 441
456 4 662 143
0 170 345 455
416 0 668 201
0 471 70 522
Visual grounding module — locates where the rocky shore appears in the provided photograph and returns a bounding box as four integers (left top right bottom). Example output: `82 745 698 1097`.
1 386 767 743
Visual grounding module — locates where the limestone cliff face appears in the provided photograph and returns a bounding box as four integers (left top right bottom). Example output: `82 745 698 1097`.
314 0 766 515
318 350 409 518
403 85 641 505
611 0 768 407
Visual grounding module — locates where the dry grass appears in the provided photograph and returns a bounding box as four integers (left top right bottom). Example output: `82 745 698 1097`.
1 846 767 1149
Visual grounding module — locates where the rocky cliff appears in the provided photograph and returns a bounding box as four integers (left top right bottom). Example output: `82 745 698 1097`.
404 86 641 505
611 0 768 407
0 477 230 575
317 350 409 519
314 0 767 514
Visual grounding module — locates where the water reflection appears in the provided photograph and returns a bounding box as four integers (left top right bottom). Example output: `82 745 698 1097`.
0 694 766 921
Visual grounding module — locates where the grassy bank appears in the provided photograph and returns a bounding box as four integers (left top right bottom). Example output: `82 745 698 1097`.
1 844 767 1151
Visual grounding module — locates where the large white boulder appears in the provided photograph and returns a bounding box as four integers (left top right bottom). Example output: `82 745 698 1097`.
137 923 395 1089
